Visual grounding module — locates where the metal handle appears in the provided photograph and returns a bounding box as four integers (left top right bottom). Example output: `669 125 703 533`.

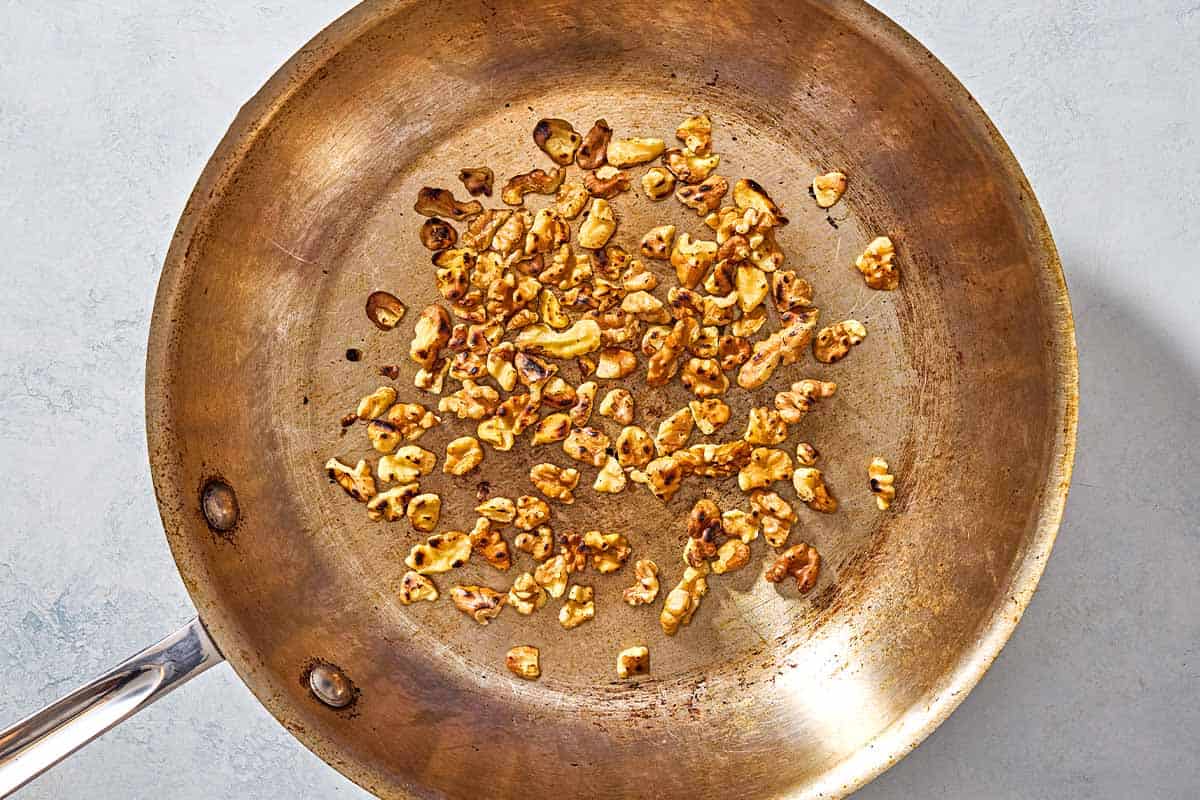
0 618 223 796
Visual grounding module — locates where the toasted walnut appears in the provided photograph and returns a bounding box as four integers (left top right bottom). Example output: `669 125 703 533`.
564 381 595 427
869 457 896 510
477 393 534 450
716 233 750 263
414 187 482 221
621 559 660 606
717 334 751 371
528 412 570 445
688 325 720 358
703 259 736 297
675 175 728 217
366 483 418 522
409 305 452 370
533 293 565 333
516 319 601 359
532 118 582 165
795 442 820 467
732 178 787 227
558 584 595 629
688 398 730 434
506 645 540 680
420 217 457 251
687 498 724 564
606 137 665 167
514 351 557 388
444 436 484 475
595 347 638 379
592 456 628 494
621 290 667 323
705 205 760 244
766 543 821 593
384 402 440 441
530 463 579 504
812 171 847 208
405 530 471 574
577 198 617 250
562 426 611 467
583 165 631 199
750 490 796 547
525 207 570 255
655 407 695 455
485 342 518 392
712 539 750 575
735 264 769 314
534 553 569 599
664 148 721 185
610 426 650 470
491 210 529 256
458 166 493 197
730 306 767 339
722 508 760 543
514 495 551 531
744 407 788 445
507 572 548 615
451 585 506 624
325 458 376 502
737 309 820 390
621 258 658 292
583 530 631 574
378 445 436 483
598 389 635 425
406 493 441 532
365 291 407 331
675 440 752 478
738 447 794 491
771 270 815 312
660 563 708 635
638 456 685 502
438 380 499 421
640 324 671 357
459 211 504 252
775 379 837 424
476 496 517 523
641 166 676 200
558 534 588 576
355 386 397 420
468 517 512 570
856 235 900 290
616 646 650 679
574 118 612 169
501 167 565 205
813 319 867 363
398 571 438 604
703 290 740 326
676 112 713 154
514 525 554 561
670 233 718 289
646 317 698 386
448 350 487 382
681 357 728 398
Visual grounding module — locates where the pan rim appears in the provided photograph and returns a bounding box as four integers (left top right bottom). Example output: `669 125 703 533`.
144 0 1079 797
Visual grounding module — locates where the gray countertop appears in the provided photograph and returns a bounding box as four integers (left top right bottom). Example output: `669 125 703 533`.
1 1 1196 798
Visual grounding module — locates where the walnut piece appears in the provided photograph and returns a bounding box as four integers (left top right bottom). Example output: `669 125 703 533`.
606 137 665 166
405 531 471 574
378 445 436 483
856 236 900 290
660 563 709 635
766 543 821 593
735 264 769 313
737 309 820 390
577 198 617 249
531 412 572 445
476 496 516 523
641 166 676 199
646 317 698 386
637 456 685 502
406 493 441 532
383 402 440 442
486 342 518 391
793 467 838 513
451 585 506 624
868 457 896 510
533 118 582 165
717 334 751 371
730 306 767 338
457 166 493 197
722 508 760 543
419 217 457 251
712 539 750 575
670 233 718 288
438 379 500 420
576 119 612 170
534 553 569 598
639 224 676 260
774 379 837 424
584 165 632 198
444 436 484 475
750 490 796 547
771 270 815 312
737 447 794 491
676 113 713 154
514 525 554 561
398 571 438 604
515 319 601 359
616 425 655 468
688 398 731 434
569 380 597 426
558 584 596 629
501 167 565 205
616 646 650 679
468 517 512 570
562 426 611 467
732 178 787 227
593 456 628 494
414 186 483 221
365 291 407 330
506 645 540 680
681 357 728 398
675 440 752 478
744 406 788 445
356 385 396 421
622 559 660 605
598 388 635 424
812 171 847 208
796 442 819 466
508 572 548 615
687 498 723 564
366 419 402 453
664 149 721 185
655 407 695 455
813 319 867 363
514 495 551 531
688 325 720 358
595 347 638 379
491 210 529 255
555 179 590 221
539 289 570 330
410 304 452 370
675 174 728 215
325 458 376 502
366 484 418 522
530 463 580 504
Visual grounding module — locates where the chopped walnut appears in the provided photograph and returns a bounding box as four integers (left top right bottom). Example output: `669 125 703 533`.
558 584 596 629
796 442 819 466
701 290 740 326
721 508 760 543
506 645 540 680
534 553 569 598
356 386 397 421
486 342 518 391
468 517 512 570
501 166 565 205
737 447 794 492
491 209 529 255
640 324 671 357
744 406 789 445
638 224 676 261
553 181 590 223
533 118 582 165
687 498 724 564
365 291 407 331
595 347 638 379
638 456 685 502
675 174 728 215
766 543 821 593
366 484 418 522
727 308 764 340
538 290 570 332
325 458 376 502
812 171 847 208
414 357 450 394
576 118 612 170
438 379 500 420
660 563 709 635
460 209 508 250
524 207 570 255
507 572 549 615
413 186 483 221
616 646 650 679
621 290 668 323
665 149 721 185
562 426 611 467
675 440 752 478
732 178 788 227
598 388 635 424
676 113 713 154
448 350 488 382
514 495 551 531
703 259 736 297
444 436 484 475
583 530 631 573
540 376 578 408
515 319 602 359
420 217 457 251
813 319 867 363
712 539 750 575
670 233 718 288
750 490 796 547
622 559 660 605
856 236 900 290
704 204 760 244
584 165 632 199
398 571 438 604
514 525 554 561
646 317 698 386
793 466 838 514
717 334 751 371
735 264 769 313
616 425 655 468
451 585 506 624
688 325 720 358
641 166 676 199
407 493 441 532
688 398 731 434
569 380 597 426
771 270 815 312
681 357 729 398
577 198 617 249
409 304 452 370
868 457 896 511
530 463 579 504
377 445 437 483
405 530 471 574
737 309 820 389
593 456 628 494
366 419 402 453
655 407 695 455
774 379 837 424
606 137 665 167
476 496 516 523
458 166 493 197
621 258 658 292
531 412 572 445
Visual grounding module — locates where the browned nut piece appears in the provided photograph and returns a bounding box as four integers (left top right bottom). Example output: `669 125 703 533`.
774 378 837 424
771 270 815 311
444 436 484 475
737 309 820 389
732 178 788 227
598 388 635 425
606 137 665 167
515 351 558 388
687 498 724 563
569 380 597 426
364 291 407 331
366 419 402 453
869 457 896 510
855 236 900 291
355 386 397 421
735 264 769 313
508 572 548 615
712 539 750 575
458 166 494 197
676 113 713 155
681 357 728 398
731 307 767 338
796 442 819 466
689 325 719 358
491 210 529 255
506 645 540 679
738 447 794 491
577 198 617 249
414 186 483 221
675 175 728 215
514 524 554 560
419 217 457 251
636 456 685 502
501 167 566 205
663 148 721 184
576 119 612 170
616 646 650 679
675 440 752 478
398 571 438 604
449 351 488 382
530 463 579 504
558 584 595 629
660 564 708 635
812 171 847 208
584 165 632 199
793 467 838 513
616 425 654 469
655 407 695 455
562 426 611 467
469 517 512 570
476 496 517 523
639 224 676 261
525 207 570 254
406 493 441 532
530 412 572 445
766 543 821 593
621 290 668 322
451 585 506 624
533 554 569 598
539 289 570 330
486 342 518 391
433 252 471 301
555 180 590 220
703 259 736 295
640 324 671 357
324 458 376 502
750 490 795 547
688 398 730 434
405 530 471 574
409 304 452 370
593 456 628 494
514 495 551 531
622 559 660 605
813 319 867 363
378 446 436 484
515 319 602 359
717 334 751 371
533 118 582 165
384 402 441 441
439 379 500 420
641 166 676 199
722 508 760 543
595 347 638 379
670 233 718 288
646 316 698 386
744 406 788 445
585 530 631 573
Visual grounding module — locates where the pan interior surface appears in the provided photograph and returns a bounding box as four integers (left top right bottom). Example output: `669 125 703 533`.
146 1 1076 798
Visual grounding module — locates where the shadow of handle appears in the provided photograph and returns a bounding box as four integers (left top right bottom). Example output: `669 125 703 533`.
0 618 223 797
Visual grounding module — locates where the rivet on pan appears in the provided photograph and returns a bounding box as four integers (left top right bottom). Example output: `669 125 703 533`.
200 479 239 532
309 663 355 709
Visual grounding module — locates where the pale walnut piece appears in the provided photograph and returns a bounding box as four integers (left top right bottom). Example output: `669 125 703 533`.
355 385 397 421
595 347 638 379
616 425 655 468
744 406 789 445
585 530 632 573
812 171 848 208
534 554 569 599
735 264 769 313
559 584 596 629
562 426 611 468
670 233 719 289
516 319 602 359
641 167 676 199
384 402 441 442
676 113 713 155
636 456 686 502
507 572 548 615
738 447 794 492
623 559 660 605
444 436 484 475
405 531 471 575
439 379 500 420
576 119 612 170
766 543 821 594
491 210 529 255
732 178 788 227
681 357 729 398
730 306 767 338
458 166 494 197
414 186 483 221
407 493 441 532
868 457 897 510
325 458 376 502
737 309 820 390
476 496 516 523
410 305 452 371
514 495 551 531
655 407 695 455
674 440 752 479
451 585 506 625
664 148 721 184
750 490 796 548
722 508 760 543
771 270 815 312
539 289 570 330
577 198 617 249
775 379 837 425
533 118 582 165
616 646 650 679
855 236 900 290
398 571 438 604
796 442 820 467
688 398 731 434
598 388 635 425
365 291 407 330
813 319 867 363
712 539 751 575
640 224 676 260
506 645 541 680
366 484 418 522
675 175 728 215
530 463 580 504
525 207 570 255
606 137 665 167
793 467 839 513
594 456 628 494
555 180 590 220
660 563 709 635
514 525 554 561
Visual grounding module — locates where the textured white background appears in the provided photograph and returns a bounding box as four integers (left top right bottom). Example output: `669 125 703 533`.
1 1 1196 798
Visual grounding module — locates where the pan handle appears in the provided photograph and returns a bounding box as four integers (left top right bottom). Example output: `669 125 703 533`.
0 617 223 797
